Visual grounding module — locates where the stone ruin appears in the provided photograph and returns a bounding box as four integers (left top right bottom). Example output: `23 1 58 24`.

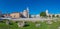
6 20 9 25
17 21 25 27
46 20 53 25
36 24 41 27
58 26 60 29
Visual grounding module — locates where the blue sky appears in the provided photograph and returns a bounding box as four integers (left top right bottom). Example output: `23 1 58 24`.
0 0 60 15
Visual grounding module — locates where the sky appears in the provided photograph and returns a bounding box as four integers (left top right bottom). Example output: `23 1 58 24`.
0 0 60 15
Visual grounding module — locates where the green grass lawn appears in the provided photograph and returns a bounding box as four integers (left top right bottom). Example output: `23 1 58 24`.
0 20 60 29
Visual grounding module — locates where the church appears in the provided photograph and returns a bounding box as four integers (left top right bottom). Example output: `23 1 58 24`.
3 7 30 18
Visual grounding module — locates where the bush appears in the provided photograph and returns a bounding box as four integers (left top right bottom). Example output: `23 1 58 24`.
9 21 14 25
0 19 7 23
24 22 30 27
15 21 19 23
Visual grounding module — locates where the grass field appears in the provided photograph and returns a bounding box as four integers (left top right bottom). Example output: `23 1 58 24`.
0 20 60 29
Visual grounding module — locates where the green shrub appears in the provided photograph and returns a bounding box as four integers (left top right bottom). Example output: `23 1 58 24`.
24 22 30 27
9 21 14 25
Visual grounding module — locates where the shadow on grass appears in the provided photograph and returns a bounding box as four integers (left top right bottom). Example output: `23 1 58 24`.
23 22 30 27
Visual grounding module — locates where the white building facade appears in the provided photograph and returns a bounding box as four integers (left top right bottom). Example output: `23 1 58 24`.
23 7 29 18
46 10 60 18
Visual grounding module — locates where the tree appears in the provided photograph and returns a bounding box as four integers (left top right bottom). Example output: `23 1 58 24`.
40 12 46 17
52 15 55 17
56 15 59 17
